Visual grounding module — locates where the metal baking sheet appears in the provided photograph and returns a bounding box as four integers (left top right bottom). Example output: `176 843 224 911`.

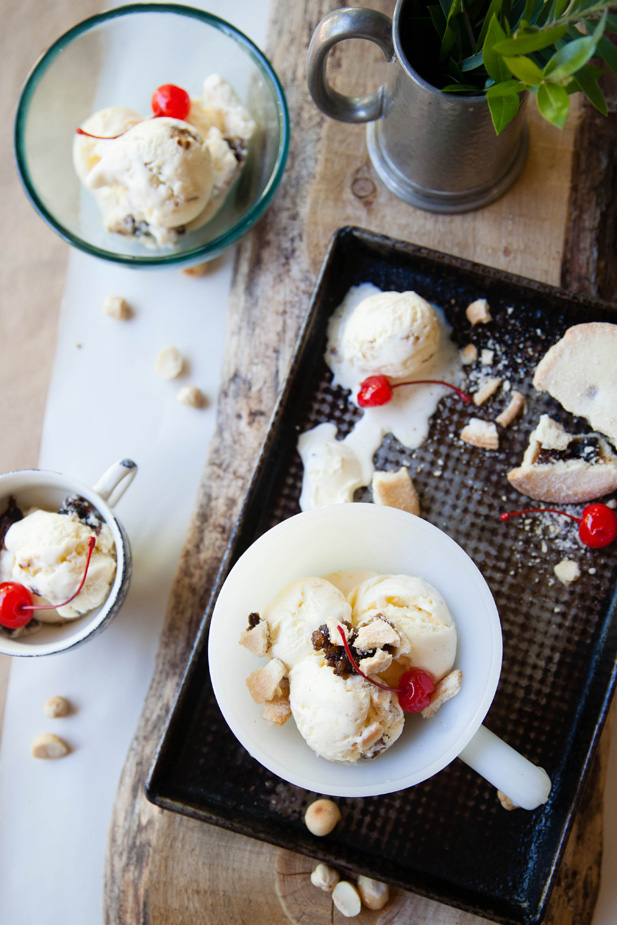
147 227 617 925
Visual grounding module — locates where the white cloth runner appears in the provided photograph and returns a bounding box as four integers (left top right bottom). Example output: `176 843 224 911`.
0 3 268 923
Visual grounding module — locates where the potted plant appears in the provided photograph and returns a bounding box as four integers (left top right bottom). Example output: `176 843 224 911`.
401 0 617 133
307 1 617 212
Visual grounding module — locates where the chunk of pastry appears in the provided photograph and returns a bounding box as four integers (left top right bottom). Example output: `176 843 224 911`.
245 658 286 703
460 418 499 450
466 299 492 325
473 377 502 406
495 390 525 428
371 467 420 515
533 322 617 448
506 414 617 502
421 669 462 719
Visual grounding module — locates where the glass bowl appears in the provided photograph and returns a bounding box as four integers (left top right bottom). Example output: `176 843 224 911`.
14 3 289 268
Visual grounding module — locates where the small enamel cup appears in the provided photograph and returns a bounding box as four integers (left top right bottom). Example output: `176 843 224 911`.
0 459 136 656
208 503 551 809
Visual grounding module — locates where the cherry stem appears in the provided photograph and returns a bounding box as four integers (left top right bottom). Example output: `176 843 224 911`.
500 508 580 525
75 127 128 140
337 625 400 693
22 536 96 611
393 380 472 404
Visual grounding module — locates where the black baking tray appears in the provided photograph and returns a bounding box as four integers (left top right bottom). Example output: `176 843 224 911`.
147 227 617 924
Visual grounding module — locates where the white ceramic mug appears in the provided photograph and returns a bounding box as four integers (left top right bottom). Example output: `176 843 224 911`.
208 504 551 809
0 459 137 656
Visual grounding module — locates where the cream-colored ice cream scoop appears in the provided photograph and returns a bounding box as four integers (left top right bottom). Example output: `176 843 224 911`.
263 576 351 670
349 573 457 681
340 290 441 380
289 654 404 762
1 510 116 620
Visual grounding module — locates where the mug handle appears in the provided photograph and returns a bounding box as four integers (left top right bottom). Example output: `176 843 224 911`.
306 7 394 123
92 459 138 508
459 725 551 810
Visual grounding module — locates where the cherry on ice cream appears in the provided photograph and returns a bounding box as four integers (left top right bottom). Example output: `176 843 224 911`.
337 625 435 713
500 503 617 549
357 374 471 408
0 535 97 629
151 83 191 120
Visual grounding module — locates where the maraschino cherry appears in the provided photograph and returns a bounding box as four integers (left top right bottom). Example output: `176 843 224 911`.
500 503 617 549
337 625 435 713
0 535 97 630
151 84 191 120
357 374 471 408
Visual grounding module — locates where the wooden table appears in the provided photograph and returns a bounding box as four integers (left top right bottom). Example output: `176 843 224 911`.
2 2 616 923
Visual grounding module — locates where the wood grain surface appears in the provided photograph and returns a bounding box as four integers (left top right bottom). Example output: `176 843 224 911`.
104 2 616 923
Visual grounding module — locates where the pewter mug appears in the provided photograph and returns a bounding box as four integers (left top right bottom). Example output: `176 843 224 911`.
306 0 528 213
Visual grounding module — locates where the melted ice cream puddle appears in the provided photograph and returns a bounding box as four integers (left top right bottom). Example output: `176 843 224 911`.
298 284 461 510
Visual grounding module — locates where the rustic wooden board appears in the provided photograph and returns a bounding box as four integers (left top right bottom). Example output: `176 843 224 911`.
104 2 616 923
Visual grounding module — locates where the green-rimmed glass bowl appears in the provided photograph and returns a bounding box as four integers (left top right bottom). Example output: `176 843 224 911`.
14 3 289 268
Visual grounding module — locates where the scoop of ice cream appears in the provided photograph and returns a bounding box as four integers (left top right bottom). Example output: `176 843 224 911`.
340 291 440 380
298 422 366 509
263 576 351 670
289 655 404 762
82 117 213 245
2 510 116 620
349 574 456 681
72 106 143 182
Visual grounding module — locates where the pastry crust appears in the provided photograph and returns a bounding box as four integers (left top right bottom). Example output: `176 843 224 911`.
507 414 617 502
533 322 617 448
372 467 420 516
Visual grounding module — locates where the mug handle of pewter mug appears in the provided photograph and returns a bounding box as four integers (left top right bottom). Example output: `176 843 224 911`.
92 459 138 508
306 7 394 123
458 725 551 810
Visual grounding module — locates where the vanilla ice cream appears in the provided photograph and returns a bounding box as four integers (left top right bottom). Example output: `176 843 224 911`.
1 509 116 620
289 654 404 762
298 423 367 510
263 576 352 670
73 74 255 247
349 574 457 681
339 290 441 380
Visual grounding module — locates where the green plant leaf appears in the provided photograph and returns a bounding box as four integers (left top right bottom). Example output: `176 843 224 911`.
493 23 569 54
503 54 545 83
597 34 617 76
537 81 570 127
483 14 512 81
461 51 485 70
442 83 485 91
476 0 507 50
536 0 558 26
485 78 526 96
488 89 520 133
607 14 617 32
543 34 597 79
571 64 609 112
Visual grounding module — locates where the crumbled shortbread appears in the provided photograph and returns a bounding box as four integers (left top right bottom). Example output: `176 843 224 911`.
245 658 286 703
554 559 581 585
460 418 499 450
460 343 478 365
497 790 520 811
372 467 420 516
495 390 525 428
480 348 494 366
473 377 502 406
239 617 269 657
421 669 462 718
466 298 492 325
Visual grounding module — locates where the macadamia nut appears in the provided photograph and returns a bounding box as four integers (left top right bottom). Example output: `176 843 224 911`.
30 733 70 759
310 863 339 892
332 881 362 917
304 798 341 836
357 875 390 910
43 695 70 718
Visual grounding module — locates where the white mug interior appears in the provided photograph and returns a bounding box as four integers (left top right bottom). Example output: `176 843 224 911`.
208 503 503 798
0 467 132 657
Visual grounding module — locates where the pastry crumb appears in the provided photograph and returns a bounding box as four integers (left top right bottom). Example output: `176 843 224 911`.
460 343 478 365
460 418 499 450
466 299 492 325
554 559 580 585
480 348 494 366
177 385 206 408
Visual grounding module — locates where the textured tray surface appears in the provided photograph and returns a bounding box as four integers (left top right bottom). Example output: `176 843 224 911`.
147 228 617 925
